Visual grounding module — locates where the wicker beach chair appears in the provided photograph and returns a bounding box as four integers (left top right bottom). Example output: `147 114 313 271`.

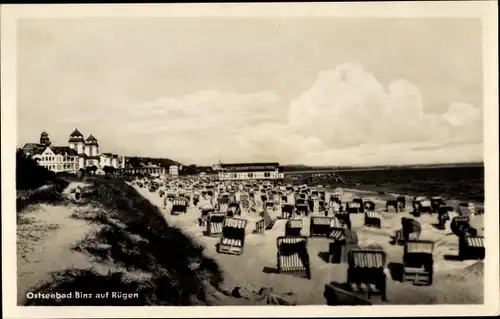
310 216 334 238
430 197 445 214
260 209 277 230
295 199 308 216
330 194 342 205
254 219 265 235
229 201 241 216
346 202 362 214
437 206 452 229
281 203 295 219
419 199 433 214
328 228 359 264
364 201 376 212
265 200 275 212
402 240 434 286
276 236 311 279
450 215 471 237
386 199 400 213
171 198 188 215
218 217 247 255
334 210 352 230
364 211 382 228
458 202 475 217
347 249 387 301
459 235 485 260
199 204 215 226
307 199 315 214
353 198 364 213
397 196 406 210
393 217 421 245
281 195 288 204
285 219 303 236
167 193 176 201
206 212 226 237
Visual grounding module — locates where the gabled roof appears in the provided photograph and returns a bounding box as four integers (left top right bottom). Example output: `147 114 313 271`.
22 143 44 149
70 128 84 137
86 134 98 142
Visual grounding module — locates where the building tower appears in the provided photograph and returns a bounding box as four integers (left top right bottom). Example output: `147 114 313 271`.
68 128 85 154
84 134 99 157
39 131 51 146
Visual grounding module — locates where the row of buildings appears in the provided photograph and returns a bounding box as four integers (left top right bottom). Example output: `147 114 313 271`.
21 129 125 174
21 130 285 181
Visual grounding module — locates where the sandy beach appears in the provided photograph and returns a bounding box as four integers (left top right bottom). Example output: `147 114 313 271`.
134 183 484 305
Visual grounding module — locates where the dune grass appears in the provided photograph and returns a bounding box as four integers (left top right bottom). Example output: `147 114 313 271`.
25 176 225 306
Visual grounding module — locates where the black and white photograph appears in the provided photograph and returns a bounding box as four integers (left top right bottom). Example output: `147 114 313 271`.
1 2 499 318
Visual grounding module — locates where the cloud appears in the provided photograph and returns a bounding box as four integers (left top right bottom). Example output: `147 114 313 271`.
101 63 482 165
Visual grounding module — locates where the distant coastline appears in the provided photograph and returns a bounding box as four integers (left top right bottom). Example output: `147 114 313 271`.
283 162 484 173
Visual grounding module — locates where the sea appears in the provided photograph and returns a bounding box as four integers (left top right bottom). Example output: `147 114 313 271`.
285 165 484 204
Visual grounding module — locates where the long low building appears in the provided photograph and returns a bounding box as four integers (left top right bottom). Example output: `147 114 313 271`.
216 162 284 181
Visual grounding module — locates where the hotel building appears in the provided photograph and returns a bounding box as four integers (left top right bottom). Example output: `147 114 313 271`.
216 162 285 181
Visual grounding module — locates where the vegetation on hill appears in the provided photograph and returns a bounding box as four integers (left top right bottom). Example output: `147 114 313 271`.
16 149 72 211
125 156 181 169
24 176 225 305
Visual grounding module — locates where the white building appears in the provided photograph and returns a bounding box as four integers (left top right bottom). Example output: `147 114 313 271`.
22 129 123 173
217 162 285 181
100 153 121 169
32 146 79 173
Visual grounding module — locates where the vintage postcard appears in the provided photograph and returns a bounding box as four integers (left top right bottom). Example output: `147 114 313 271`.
1 2 499 318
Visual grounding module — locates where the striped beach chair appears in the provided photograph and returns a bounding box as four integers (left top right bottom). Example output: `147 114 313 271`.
364 211 382 228
346 202 362 214
347 249 387 301
285 219 303 236
254 219 265 235
276 236 311 279
218 217 248 255
171 198 187 215
310 216 334 237
459 235 485 260
403 240 434 286
206 212 226 237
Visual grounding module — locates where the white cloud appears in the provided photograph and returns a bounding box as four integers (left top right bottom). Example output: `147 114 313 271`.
104 63 482 165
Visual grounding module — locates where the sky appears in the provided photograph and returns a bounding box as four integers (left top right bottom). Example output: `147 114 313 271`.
17 17 484 166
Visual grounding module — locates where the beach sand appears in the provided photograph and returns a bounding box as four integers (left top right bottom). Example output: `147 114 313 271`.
135 184 484 305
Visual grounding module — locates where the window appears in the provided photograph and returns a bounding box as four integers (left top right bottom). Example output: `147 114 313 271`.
233 173 237 179
264 172 271 178
248 173 253 178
